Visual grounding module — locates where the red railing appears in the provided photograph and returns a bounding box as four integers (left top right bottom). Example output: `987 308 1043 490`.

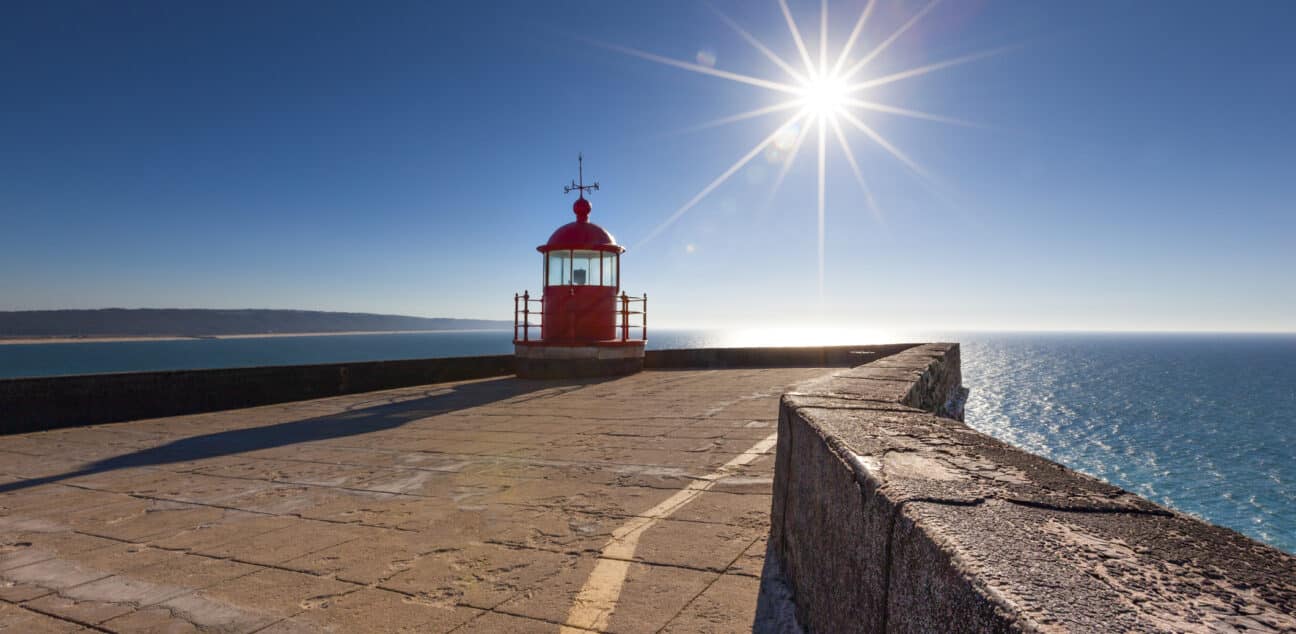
513 291 647 343
618 292 647 342
513 291 544 342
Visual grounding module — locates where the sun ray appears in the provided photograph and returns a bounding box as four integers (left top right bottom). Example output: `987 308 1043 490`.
634 112 809 249
830 115 886 226
844 109 974 222
844 98 981 128
819 0 828 74
816 115 827 305
591 40 801 95
616 0 994 266
838 109 933 183
777 0 817 76
708 5 808 84
759 111 816 215
848 45 1015 92
831 0 877 76
841 0 941 80
838 108 969 221
673 99 806 135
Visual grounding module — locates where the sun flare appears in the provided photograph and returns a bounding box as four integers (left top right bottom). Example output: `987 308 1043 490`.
600 0 1008 302
799 74 849 116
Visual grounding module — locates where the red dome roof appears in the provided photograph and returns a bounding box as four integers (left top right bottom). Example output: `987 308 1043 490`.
537 196 625 253
539 221 623 253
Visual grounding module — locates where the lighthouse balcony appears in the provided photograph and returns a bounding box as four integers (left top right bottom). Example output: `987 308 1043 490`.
513 290 646 345
512 290 646 379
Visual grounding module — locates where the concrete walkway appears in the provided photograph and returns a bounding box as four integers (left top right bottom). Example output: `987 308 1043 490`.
0 368 829 633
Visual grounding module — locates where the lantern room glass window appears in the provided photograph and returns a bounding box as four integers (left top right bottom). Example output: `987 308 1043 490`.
547 251 571 286
572 250 599 285
547 250 617 286
602 252 617 287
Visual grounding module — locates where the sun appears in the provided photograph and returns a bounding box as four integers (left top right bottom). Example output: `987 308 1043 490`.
595 0 1010 302
800 74 849 117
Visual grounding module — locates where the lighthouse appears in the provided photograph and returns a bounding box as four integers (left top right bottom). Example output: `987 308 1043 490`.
514 156 647 379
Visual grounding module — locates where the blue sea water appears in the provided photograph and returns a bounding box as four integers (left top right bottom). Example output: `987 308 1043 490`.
1 330 1293 553
961 333 1296 554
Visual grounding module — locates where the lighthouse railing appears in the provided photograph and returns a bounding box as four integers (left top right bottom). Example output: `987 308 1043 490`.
514 290 646 343
513 291 544 343
617 292 647 342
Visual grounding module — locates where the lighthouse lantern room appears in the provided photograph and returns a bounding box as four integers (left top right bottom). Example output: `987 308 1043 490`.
514 156 646 379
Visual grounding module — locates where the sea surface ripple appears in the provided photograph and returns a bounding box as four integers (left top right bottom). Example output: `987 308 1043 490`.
961 333 1296 553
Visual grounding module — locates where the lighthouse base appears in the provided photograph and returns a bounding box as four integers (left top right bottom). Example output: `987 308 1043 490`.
514 341 646 379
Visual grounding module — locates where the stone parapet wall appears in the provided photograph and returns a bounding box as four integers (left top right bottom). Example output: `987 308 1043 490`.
645 343 916 369
0 344 915 435
771 343 1296 632
0 355 514 435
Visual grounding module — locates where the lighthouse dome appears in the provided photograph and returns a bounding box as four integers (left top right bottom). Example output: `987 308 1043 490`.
537 197 625 253
539 220 624 253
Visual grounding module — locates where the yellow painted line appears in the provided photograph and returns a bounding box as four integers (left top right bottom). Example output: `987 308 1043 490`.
560 433 779 632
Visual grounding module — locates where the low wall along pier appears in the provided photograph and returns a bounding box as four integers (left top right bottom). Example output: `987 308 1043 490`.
0 355 516 436
770 343 1296 631
0 345 912 435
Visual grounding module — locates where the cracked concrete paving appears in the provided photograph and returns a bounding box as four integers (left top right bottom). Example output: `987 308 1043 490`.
1 368 830 633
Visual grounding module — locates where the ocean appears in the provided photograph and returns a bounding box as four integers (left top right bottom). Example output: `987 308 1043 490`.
1 330 1293 553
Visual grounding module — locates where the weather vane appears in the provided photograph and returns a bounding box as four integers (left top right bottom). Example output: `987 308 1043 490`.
564 153 600 198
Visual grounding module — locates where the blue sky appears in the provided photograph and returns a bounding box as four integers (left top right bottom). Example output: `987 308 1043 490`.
2 1 1293 331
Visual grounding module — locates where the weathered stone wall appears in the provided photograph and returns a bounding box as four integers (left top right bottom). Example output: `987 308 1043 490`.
0 355 515 435
0 344 915 435
646 343 916 369
770 343 1296 632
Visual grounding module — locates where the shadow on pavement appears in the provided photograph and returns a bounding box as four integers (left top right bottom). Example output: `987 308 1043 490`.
0 376 608 495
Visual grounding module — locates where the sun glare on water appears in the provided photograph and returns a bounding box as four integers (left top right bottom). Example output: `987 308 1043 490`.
600 0 1009 303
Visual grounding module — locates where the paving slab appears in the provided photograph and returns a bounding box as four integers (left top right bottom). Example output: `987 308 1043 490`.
0 602 86 632
662 573 763 634
23 590 135 625
454 610 571 633
0 529 118 573
258 588 483 633
100 607 200 633
670 490 771 527
0 368 828 632
380 543 577 610
631 519 764 572
495 556 717 634
278 528 434 584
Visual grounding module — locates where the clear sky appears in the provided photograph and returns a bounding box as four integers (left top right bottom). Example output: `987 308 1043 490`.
2 1 1293 331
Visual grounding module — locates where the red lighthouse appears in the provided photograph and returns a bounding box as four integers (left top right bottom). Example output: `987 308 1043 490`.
514 156 646 378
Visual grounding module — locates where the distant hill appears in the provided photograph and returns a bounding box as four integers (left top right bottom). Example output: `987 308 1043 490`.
0 309 510 338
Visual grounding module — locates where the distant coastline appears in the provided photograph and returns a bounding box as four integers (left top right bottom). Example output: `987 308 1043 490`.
0 329 511 346
0 308 510 343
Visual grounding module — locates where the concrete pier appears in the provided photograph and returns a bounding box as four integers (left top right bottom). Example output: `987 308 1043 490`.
0 366 841 632
3 343 1294 632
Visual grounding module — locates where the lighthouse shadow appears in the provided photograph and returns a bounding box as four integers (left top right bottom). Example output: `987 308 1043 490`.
0 375 613 495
